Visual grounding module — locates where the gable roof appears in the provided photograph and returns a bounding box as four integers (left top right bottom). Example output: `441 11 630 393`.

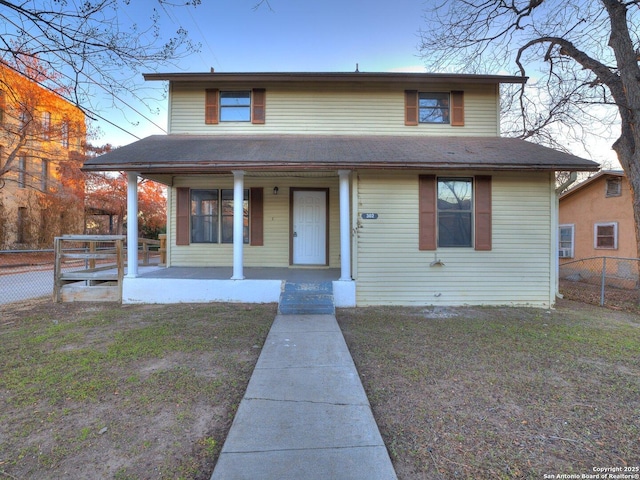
83 134 599 175
560 170 624 200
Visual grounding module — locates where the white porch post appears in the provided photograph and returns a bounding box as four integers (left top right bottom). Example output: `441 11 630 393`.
338 170 352 281
126 172 139 278
231 170 245 280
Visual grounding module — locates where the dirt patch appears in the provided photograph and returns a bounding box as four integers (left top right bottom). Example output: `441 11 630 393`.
0 299 276 480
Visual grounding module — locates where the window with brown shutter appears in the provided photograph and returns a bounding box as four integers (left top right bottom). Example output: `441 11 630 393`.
450 90 464 126
250 187 264 245
418 175 437 250
205 89 219 124
474 176 492 250
252 89 266 124
419 175 491 250
405 90 418 126
176 187 191 245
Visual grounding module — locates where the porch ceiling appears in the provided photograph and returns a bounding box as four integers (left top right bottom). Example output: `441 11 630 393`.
82 134 600 175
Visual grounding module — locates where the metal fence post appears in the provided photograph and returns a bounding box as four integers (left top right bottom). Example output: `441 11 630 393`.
600 256 607 306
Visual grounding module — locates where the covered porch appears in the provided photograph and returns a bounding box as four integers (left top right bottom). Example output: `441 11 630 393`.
122 168 356 305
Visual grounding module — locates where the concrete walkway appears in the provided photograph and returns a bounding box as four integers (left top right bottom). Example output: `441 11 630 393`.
210 314 397 480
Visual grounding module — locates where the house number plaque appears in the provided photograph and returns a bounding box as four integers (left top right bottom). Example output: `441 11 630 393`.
361 213 378 219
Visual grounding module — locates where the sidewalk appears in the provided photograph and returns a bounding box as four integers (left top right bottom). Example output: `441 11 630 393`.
210 314 397 480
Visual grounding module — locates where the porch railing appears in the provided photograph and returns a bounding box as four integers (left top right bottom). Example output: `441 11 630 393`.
53 235 125 302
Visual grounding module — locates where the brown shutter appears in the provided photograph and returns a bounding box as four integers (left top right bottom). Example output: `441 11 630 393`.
205 89 219 124
419 175 437 250
405 90 418 126
252 88 266 124
176 187 190 245
451 90 464 126
475 176 492 251
250 187 264 246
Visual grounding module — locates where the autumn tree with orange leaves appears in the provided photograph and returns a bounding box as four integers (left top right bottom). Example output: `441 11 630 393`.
85 170 166 239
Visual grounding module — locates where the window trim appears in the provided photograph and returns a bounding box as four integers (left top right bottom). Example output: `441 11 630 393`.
558 224 575 258
594 222 618 249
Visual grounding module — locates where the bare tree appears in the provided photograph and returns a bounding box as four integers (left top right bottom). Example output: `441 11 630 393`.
419 0 640 257
0 0 200 125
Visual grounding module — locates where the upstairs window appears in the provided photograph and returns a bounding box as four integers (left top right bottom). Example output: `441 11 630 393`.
42 111 51 139
405 90 464 126
220 91 251 122
605 177 622 197
0 90 5 125
18 155 26 188
205 89 266 125
419 93 450 124
61 120 70 148
41 159 50 192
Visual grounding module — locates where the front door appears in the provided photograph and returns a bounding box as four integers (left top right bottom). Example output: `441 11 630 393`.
292 190 327 265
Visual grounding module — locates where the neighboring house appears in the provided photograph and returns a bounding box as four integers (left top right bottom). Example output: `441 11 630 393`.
559 170 636 260
0 64 86 249
83 71 598 307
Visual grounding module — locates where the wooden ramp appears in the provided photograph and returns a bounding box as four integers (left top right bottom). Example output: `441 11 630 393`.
53 235 125 302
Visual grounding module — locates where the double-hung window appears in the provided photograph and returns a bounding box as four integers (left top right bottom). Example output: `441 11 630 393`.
419 93 450 124
594 222 617 249
437 178 473 247
205 89 265 124
558 224 575 258
419 175 491 251
219 91 251 122
191 189 249 244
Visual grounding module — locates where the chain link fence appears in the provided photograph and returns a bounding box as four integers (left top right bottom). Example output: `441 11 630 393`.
0 249 56 306
1 241 161 307
560 256 640 311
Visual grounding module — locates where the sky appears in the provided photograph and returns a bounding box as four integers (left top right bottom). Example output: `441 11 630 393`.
98 0 429 147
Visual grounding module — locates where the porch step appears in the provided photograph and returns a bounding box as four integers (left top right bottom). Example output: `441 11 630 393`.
278 281 335 315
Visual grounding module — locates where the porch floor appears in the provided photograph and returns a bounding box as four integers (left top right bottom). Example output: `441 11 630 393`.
137 266 341 282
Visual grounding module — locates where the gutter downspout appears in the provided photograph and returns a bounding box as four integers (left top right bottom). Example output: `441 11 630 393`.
554 172 578 300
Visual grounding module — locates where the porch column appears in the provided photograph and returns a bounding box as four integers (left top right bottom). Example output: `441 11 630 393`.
338 170 352 281
231 170 245 280
126 172 139 278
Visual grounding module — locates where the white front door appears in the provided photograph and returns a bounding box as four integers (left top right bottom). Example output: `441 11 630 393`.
293 190 327 265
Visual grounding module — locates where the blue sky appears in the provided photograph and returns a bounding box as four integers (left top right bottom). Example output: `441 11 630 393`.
100 0 429 146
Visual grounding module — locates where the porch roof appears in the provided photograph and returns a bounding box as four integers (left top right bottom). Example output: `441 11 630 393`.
82 134 599 175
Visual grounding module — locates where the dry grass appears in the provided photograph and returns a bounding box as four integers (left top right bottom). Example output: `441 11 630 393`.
338 299 640 479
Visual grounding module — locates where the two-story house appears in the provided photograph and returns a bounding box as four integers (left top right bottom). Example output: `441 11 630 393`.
0 64 86 249
83 71 598 307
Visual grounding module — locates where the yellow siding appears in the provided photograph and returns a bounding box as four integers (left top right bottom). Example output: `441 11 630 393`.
354 171 554 306
168 82 499 137
168 175 341 268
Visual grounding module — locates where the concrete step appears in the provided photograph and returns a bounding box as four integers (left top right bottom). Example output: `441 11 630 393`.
279 282 335 315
